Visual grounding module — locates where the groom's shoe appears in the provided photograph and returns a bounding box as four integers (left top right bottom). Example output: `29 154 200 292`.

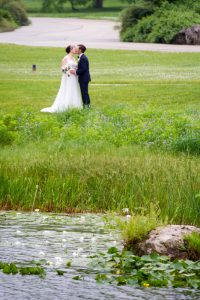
83 104 90 109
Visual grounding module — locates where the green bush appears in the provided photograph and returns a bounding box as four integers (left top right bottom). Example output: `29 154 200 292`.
120 3 154 36
0 9 12 21
121 5 200 43
0 8 17 32
121 13 156 42
5 1 29 26
0 0 29 31
148 8 200 43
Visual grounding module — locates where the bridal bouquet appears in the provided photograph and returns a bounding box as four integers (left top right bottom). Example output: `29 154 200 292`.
62 65 71 77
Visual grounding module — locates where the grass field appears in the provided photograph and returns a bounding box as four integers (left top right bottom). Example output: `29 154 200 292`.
22 0 127 19
0 44 200 226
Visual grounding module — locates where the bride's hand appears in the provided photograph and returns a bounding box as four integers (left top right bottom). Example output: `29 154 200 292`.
69 69 76 75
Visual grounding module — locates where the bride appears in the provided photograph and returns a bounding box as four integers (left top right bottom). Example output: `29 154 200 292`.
41 45 82 113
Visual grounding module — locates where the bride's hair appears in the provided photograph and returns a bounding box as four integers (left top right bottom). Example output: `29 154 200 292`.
65 45 74 53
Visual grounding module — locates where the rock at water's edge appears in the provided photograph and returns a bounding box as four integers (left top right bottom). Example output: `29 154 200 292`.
135 225 200 259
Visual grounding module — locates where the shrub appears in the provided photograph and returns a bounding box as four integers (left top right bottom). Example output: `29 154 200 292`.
121 13 156 42
0 0 29 31
120 2 200 44
0 9 12 21
0 9 17 32
0 8 17 32
120 3 154 36
5 0 29 26
147 7 200 43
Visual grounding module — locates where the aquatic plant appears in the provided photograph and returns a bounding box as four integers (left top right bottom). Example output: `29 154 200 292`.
90 247 200 289
0 261 45 277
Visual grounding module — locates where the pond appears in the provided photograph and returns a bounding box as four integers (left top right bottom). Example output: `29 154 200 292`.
0 212 199 300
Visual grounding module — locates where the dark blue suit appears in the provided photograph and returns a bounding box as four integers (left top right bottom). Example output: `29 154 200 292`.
76 54 91 107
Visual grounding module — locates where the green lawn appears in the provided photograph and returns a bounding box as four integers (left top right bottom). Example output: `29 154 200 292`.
22 0 127 19
0 44 200 225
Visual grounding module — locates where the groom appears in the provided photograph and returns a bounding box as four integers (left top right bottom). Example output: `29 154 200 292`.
70 44 91 108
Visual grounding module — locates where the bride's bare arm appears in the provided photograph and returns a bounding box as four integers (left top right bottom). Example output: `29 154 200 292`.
61 56 68 69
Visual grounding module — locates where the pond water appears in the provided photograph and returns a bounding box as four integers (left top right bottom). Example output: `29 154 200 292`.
0 212 199 300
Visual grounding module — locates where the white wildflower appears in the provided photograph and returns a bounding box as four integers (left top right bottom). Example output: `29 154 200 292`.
77 248 83 254
122 208 129 214
91 237 96 243
79 237 84 243
80 216 85 222
72 252 78 257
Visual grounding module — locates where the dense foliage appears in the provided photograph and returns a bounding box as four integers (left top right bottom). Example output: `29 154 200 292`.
1 107 199 154
42 0 104 12
0 0 29 32
120 0 200 43
42 0 88 12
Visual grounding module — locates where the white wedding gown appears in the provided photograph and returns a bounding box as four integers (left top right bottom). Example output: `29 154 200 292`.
41 57 82 113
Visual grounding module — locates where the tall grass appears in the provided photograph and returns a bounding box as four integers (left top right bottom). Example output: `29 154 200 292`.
0 44 200 225
0 142 199 226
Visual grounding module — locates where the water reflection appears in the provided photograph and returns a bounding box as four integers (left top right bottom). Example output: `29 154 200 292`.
0 212 199 300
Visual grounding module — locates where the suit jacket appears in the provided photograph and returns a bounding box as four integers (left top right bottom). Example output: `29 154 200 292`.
76 54 91 83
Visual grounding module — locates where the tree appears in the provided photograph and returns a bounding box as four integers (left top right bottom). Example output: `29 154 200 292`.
42 0 89 12
92 0 104 9
42 0 106 12
122 0 196 5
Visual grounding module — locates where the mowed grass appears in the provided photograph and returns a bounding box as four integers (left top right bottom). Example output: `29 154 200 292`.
22 0 127 19
0 44 200 225
1 44 200 113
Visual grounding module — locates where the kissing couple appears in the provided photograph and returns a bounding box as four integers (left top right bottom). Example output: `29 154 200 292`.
41 44 91 113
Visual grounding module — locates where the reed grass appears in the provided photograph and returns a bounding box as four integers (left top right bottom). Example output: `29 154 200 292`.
0 142 199 225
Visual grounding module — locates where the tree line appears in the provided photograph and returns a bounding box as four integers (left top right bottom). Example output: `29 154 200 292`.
42 0 136 11
42 0 104 12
